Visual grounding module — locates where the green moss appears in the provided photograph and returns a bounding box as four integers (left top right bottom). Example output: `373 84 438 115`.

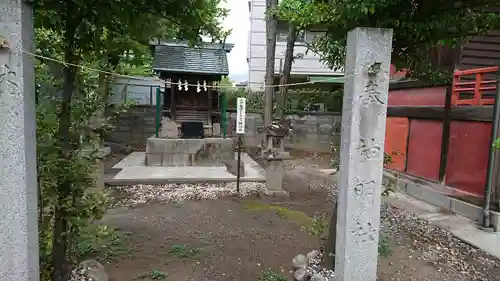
243 199 272 212
243 200 312 226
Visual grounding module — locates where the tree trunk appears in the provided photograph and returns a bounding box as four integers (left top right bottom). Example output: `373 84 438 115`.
52 6 78 280
263 0 278 127
98 71 110 144
51 60 77 281
104 53 121 119
277 24 297 122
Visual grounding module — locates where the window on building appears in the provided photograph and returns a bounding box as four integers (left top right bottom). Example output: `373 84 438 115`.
248 1 251 12
305 30 324 43
276 21 324 44
276 21 305 43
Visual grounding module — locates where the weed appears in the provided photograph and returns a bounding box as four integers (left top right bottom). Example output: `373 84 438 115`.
322 231 392 258
137 269 168 280
378 234 392 257
168 244 200 259
75 224 127 259
257 270 288 281
305 212 328 237
382 173 399 196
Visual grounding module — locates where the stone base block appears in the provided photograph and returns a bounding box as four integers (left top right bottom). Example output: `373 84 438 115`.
492 211 500 232
145 137 234 166
264 159 285 192
145 154 162 166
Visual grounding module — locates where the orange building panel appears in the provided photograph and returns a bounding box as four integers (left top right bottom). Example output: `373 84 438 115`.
445 121 492 197
406 119 443 181
384 117 409 171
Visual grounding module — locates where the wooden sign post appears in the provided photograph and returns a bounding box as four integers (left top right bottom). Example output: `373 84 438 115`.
236 97 246 192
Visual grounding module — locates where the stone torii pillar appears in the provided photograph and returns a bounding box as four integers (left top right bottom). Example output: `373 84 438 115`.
334 27 392 281
0 1 39 281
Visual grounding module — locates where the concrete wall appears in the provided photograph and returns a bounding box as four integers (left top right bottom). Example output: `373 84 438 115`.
107 105 342 152
106 106 157 145
247 0 342 90
227 111 342 152
109 77 165 106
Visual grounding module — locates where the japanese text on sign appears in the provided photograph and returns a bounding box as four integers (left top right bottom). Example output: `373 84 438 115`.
236 97 246 134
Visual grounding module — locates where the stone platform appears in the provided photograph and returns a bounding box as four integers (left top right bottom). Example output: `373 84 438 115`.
108 152 265 184
145 137 233 166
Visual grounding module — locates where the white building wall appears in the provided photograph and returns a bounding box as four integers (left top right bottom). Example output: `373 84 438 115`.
110 77 165 106
247 0 343 91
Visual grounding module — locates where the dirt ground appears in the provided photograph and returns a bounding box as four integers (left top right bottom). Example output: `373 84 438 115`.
100 150 500 281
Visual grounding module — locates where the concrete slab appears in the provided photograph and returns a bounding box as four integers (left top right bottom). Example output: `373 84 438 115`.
110 152 265 184
385 193 500 259
113 152 144 169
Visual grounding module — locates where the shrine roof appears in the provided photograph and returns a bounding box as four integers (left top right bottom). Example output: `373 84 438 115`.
152 42 233 75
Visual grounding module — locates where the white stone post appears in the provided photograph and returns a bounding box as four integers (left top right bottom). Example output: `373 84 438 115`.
334 28 392 281
0 1 39 281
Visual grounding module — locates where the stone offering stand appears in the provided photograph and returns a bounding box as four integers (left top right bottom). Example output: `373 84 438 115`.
146 114 236 168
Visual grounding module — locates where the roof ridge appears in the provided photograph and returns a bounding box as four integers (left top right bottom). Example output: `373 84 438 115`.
152 43 230 75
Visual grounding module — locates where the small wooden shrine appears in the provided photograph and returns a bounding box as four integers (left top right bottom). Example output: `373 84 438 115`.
151 41 233 137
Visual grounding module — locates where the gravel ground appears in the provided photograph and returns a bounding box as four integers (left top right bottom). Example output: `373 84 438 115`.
379 205 500 281
287 154 500 281
111 182 265 206
99 152 500 281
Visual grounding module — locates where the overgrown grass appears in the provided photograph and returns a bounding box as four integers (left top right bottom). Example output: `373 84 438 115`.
257 270 288 281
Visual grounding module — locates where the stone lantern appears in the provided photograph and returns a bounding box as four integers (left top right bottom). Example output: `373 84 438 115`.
258 120 293 197
258 120 293 158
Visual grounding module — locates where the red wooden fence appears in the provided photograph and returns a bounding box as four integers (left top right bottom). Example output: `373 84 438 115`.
385 66 498 197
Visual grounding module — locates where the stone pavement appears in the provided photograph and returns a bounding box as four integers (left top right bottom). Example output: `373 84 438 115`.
318 168 500 260
385 192 500 259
